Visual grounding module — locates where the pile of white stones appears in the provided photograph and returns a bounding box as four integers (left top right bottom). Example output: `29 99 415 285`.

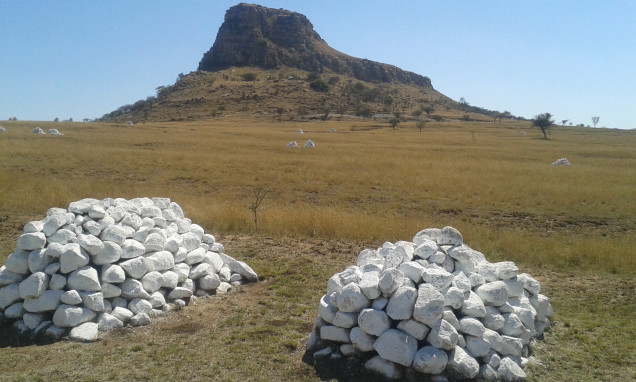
551 158 571 166
46 129 63 135
0 197 258 343
306 226 553 381
0 126 6 132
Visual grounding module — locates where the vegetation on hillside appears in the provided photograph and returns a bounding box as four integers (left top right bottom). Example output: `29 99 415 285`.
97 67 524 124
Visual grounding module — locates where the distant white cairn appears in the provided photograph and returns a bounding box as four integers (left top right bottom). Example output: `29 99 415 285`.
287 141 299 148
551 158 571 165
304 140 315 148
46 129 63 136
32 127 44 134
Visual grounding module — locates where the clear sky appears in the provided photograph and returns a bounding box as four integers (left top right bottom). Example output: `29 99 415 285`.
1 1 634 129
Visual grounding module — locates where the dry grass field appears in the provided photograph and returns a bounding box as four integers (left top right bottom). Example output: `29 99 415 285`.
0 119 634 381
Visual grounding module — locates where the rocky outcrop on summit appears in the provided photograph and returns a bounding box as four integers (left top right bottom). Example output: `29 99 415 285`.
198 3 432 88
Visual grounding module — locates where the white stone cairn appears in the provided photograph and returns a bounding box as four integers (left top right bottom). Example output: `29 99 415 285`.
306 226 553 381
0 197 258 342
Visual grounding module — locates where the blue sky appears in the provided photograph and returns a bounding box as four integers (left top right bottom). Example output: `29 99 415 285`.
1 1 634 129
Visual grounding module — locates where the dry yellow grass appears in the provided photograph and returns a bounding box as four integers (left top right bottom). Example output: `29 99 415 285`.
0 119 634 275
0 119 635 381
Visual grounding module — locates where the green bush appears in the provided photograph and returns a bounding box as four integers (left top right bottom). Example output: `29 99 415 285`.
241 73 257 82
310 79 330 92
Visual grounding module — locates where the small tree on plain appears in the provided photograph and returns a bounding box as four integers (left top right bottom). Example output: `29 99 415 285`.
591 116 600 127
416 118 426 133
389 118 400 130
248 187 270 232
422 105 435 116
532 112 555 139
561 119 569 126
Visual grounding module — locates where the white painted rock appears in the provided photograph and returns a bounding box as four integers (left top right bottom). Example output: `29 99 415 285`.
141 271 163 293
0 266 25 286
130 313 151 327
350 326 376 352
67 266 101 292
412 345 448 375
228 260 258 281
61 290 83 305
461 291 486 317
144 250 174 272
5 250 30 274
386 286 417 320
498 357 527 381
53 304 96 327
397 319 430 341
128 298 152 315
365 355 404 380
101 264 126 283
19 272 48 299
111 306 134 323
320 325 350 342
80 291 104 311
413 284 445 326
92 241 122 265
119 257 147 279
378 268 404 297
60 244 90 274
199 274 221 291
121 239 145 259
336 283 369 313
358 308 391 336
358 271 381 300
28 249 50 273
446 346 480 380
427 319 459 350
77 234 104 257
22 290 63 312
69 322 99 342
120 278 150 300
373 329 418 367
97 313 124 332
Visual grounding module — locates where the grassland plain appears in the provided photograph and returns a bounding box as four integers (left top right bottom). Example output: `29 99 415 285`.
0 119 634 381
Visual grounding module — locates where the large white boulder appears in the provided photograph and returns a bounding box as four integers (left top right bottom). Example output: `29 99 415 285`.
412 345 448 375
22 290 63 312
446 346 480 380
67 266 101 292
373 329 418 367
19 272 48 299
60 244 90 274
413 284 445 326
358 308 391 336
53 304 96 327
69 322 99 342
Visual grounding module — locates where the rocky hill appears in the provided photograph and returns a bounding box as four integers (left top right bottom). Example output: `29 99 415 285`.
198 3 432 88
100 4 508 123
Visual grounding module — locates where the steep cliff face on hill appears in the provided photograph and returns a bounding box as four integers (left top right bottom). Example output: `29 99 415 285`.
198 3 433 88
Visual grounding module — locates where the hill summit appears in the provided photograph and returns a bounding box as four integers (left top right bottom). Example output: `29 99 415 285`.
198 3 432 88
99 4 510 123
